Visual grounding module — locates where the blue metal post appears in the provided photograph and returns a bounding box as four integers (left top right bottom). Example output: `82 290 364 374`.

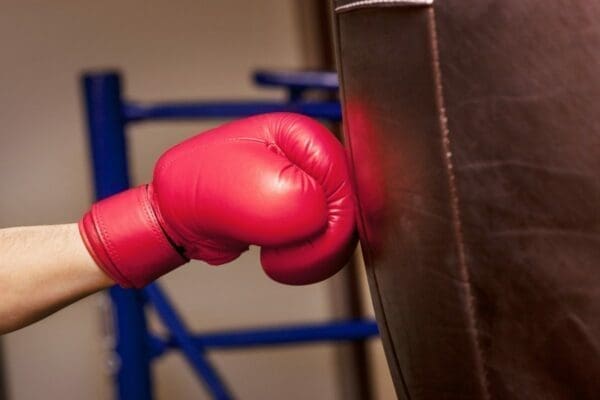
123 100 341 122
82 72 153 400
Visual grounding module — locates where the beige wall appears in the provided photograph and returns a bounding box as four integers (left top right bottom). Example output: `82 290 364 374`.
0 1 394 399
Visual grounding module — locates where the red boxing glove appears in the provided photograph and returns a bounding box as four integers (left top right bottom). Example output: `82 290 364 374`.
79 113 357 288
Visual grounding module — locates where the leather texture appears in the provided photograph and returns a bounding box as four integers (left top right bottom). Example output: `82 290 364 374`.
333 1 600 399
80 112 357 288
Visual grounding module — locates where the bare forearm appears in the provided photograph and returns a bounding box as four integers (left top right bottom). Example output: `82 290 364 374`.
0 224 114 334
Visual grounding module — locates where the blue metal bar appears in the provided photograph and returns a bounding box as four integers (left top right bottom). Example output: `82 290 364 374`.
144 284 233 400
123 100 342 123
192 320 378 348
253 70 339 91
82 71 154 400
157 320 379 352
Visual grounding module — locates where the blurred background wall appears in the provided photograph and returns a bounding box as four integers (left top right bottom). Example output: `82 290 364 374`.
0 1 394 398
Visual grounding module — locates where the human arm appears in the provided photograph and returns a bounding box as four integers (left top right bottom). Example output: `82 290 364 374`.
0 224 114 334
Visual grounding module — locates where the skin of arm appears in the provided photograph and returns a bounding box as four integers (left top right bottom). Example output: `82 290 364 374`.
0 224 114 334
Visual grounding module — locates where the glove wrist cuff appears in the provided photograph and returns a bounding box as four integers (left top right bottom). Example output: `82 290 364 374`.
79 185 188 288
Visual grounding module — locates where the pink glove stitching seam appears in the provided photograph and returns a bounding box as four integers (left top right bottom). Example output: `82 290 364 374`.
91 207 134 287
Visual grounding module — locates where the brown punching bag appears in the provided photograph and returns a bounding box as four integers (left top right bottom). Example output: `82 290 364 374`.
332 1 600 399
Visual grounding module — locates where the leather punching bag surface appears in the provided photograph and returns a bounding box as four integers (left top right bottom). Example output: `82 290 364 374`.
332 1 600 399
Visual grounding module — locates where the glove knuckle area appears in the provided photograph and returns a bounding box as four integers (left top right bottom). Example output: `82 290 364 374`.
233 161 329 246
236 114 357 284
267 114 347 178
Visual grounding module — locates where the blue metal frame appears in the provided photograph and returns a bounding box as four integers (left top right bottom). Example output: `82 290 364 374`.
124 100 341 122
81 70 378 400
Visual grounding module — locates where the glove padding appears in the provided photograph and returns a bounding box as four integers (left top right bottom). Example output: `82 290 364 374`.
79 113 357 287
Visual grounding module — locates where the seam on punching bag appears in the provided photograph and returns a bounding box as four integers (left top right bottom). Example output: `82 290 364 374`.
333 7 412 400
335 0 433 13
427 7 492 400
